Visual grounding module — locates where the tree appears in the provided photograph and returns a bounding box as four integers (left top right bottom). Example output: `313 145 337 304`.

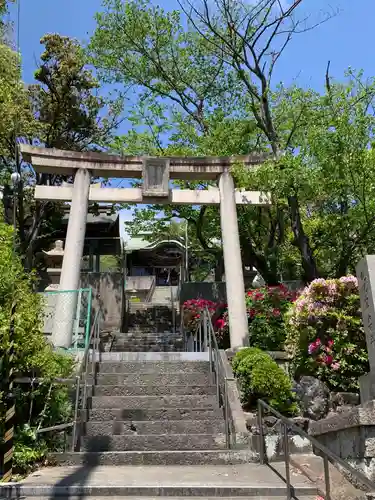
89 0 331 283
1 34 121 271
0 214 74 473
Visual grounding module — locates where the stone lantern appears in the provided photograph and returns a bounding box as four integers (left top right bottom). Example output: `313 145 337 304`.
42 240 65 291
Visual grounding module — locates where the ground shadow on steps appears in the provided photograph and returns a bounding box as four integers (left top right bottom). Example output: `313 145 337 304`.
49 435 110 500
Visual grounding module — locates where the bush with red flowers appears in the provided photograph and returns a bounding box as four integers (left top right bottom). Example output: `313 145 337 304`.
246 285 297 351
182 298 217 333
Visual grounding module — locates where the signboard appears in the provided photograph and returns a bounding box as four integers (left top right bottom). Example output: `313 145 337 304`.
356 255 375 371
142 157 170 197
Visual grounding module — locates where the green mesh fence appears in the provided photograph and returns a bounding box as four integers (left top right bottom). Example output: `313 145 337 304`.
39 288 93 350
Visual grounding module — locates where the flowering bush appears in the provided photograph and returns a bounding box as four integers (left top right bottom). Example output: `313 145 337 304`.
214 310 230 348
246 285 297 351
182 298 217 332
285 276 368 391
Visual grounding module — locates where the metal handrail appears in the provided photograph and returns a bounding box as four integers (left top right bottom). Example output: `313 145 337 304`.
146 276 156 302
257 399 375 499
13 376 80 440
71 305 103 450
184 306 232 448
204 307 232 449
13 306 103 452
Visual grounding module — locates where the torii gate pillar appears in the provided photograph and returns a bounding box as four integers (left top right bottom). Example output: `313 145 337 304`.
219 170 249 348
52 168 91 348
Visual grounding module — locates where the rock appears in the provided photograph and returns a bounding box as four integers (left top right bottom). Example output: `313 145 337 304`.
292 416 310 432
293 376 330 421
243 411 257 430
264 416 278 427
330 392 360 409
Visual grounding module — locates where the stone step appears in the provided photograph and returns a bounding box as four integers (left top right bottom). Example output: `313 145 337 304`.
114 331 181 337
81 433 226 451
13 497 317 500
90 384 217 396
97 361 210 374
110 345 181 353
48 449 258 465
84 419 225 435
97 352 208 362
113 339 183 346
9 463 317 497
90 395 219 410
112 339 183 345
92 372 212 386
84 407 223 422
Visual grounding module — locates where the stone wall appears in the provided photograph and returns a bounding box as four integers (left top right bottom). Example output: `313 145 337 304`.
80 272 124 331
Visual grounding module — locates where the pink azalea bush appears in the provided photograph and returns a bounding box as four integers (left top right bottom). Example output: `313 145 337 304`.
285 276 368 391
246 285 297 351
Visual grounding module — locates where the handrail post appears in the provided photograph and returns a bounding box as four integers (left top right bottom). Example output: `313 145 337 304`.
208 320 213 373
283 422 292 500
323 456 332 500
257 400 265 465
224 378 230 449
203 309 208 352
71 375 80 451
215 350 220 403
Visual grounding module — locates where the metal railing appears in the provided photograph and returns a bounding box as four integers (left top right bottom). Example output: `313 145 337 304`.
257 399 375 500
13 305 103 453
184 307 232 448
146 276 156 303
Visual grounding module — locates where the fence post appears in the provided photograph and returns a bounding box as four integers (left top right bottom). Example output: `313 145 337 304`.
224 378 230 449
257 401 265 465
71 375 81 452
323 456 332 500
283 423 291 500
1 301 17 482
203 309 208 352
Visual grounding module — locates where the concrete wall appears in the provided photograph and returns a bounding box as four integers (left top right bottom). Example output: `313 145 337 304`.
180 282 227 304
180 280 303 305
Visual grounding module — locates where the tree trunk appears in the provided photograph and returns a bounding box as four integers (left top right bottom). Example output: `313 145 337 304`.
288 194 319 283
214 254 224 281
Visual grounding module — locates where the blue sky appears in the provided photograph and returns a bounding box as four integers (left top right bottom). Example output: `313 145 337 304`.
8 0 375 231
11 0 375 92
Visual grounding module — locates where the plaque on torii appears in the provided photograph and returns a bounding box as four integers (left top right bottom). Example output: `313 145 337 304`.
142 158 170 198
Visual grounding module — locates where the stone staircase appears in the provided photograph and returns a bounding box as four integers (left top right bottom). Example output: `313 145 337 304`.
1 353 319 498
150 285 178 304
111 300 181 352
111 330 183 352
59 354 243 463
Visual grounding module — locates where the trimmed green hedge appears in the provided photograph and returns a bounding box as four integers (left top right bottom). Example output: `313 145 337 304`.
232 347 297 415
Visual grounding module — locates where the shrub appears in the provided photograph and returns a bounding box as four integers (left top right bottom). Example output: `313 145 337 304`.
232 347 297 414
285 276 368 392
0 221 74 475
246 285 297 351
182 298 218 332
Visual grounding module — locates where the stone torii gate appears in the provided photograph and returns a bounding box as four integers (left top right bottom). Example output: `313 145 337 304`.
20 145 271 349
